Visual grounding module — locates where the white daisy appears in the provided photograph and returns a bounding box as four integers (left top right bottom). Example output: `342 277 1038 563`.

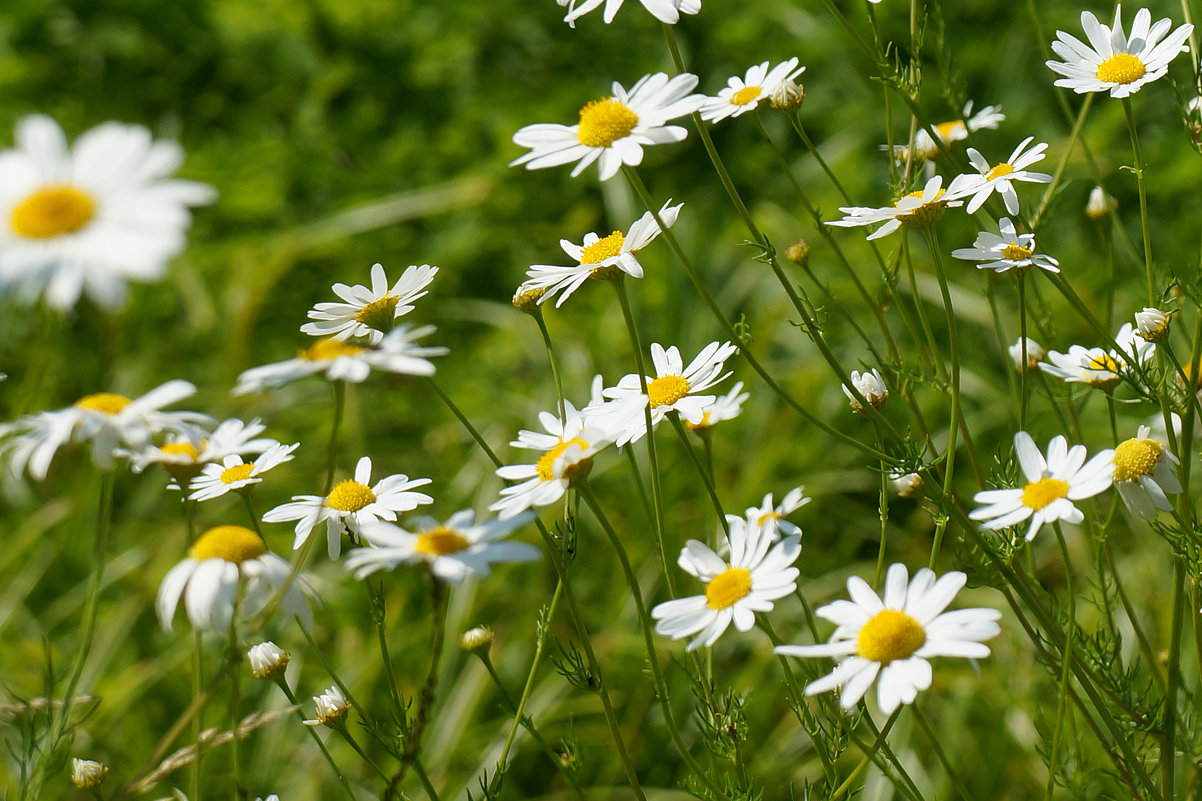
0 115 215 310
510 73 706 181
885 102 1005 163
1046 6 1193 98
970 431 1114 541
489 400 616 520
843 368 888 413
262 456 433 558
557 0 700 27
889 471 924 498
128 417 279 482
652 517 801 651
744 486 809 538
775 563 1002 714
685 380 749 433
71 760 108 790
524 200 682 307
304 686 350 728
300 262 439 344
1085 185 1117 219
591 341 738 445
1039 323 1154 390
951 217 1060 273
1134 307 1169 343
187 442 299 502
827 174 979 241
699 59 806 123
962 137 1053 215
1009 337 1046 372
1112 425 1181 519
0 379 207 480
247 641 291 681
156 525 313 633
345 510 541 583
233 325 447 395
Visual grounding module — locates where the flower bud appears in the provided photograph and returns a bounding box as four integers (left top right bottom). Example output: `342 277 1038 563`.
1085 186 1116 220
303 686 351 729
784 239 810 266
769 78 805 113
843 369 888 413
1008 337 1045 372
512 283 547 314
1134 307 1170 343
889 472 924 499
459 625 495 653
71 759 109 790
247 641 291 682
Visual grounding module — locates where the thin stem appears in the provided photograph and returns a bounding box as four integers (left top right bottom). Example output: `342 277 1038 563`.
1162 560 1186 799
911 703 975 801
1032 94 1094 229
1122 98 1156 305
277 683 360 801
425 376 502 466
325 380 347 494
1045 527 1074 801
1018 272 1030 431
532 307 567 421
668 413 728 532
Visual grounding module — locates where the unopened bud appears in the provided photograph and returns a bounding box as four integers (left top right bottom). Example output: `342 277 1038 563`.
1008 337 1045 372
460 625 495 653
890 472 924 499
784 239 811 266
843 369 888 413
512 283 547 314
71 759 108 790
769 79 805 113
304 686 350 729
1134 307 1170 343
247 641 291 682
1085 186 1116 220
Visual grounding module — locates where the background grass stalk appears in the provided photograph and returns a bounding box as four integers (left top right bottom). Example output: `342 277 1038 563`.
1121 98 1156 305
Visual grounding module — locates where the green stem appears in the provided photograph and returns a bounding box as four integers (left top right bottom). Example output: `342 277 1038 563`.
1045 527 1075 801
923 228 962 568
1122 98 1156 305
532 307 567 421
1162 560 1186 799
911 703 975 800
668 413 728 532
1032 94 1094 229
425 376 502 466
325 380 347 494
277 683 360 801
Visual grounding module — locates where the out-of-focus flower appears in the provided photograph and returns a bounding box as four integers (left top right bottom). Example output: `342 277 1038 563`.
71 759 109 790
1009 337 1046 372
885 102 1005 163
301 263 438 344
303 686 350 728
700 59 805 123
1134 307 1170 342
828 175 979 240
187 442 298 502
1085 186 1116 220
1112 425 1181 519
247 641 291 682
843 369 888 413
557 0 699 27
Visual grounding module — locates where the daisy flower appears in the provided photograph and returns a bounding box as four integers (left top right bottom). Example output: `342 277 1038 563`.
233 325 447 395
1046 6 1193 98
262 456 433 558
345 510 541 583
0 380 207 480
951 217 1060 273
0 115 215 310
652 517 801 651
827 175 979 241
744 486 809 537
300 262 439 344
591 341 738 445
187 442 299 502
156 525 313 632
889 471 924 498
885 102 1005 163
128 417 279 483
71 760 108 790
686 381 749 433
304 687 350 728
247 641 291 681
1040 323 1154 390
1112 425 1181 519
843 368 888 413
1009 337 1046 372
510 73 706 182
1134 307 1169 343
699 59 806 123
490 400 616 520
775 563 1001 714
523 200 682 307
1085 185 1117 220
962 137 1053 214
557 0 700 27
970 431 1114 541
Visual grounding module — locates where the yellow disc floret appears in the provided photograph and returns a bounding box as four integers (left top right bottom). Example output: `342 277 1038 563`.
857 609 926 664
189 525 267 564
1021 477 1069 510
415 526 471 556
220 463 255 484
12 186 96 239
536 437 590 482
1113 437 1163 482
1001 242 1034 261
648 375 690 408
354 295 399 331
74 393 132 415
731 86 762 106
1096 53 1146 85
934 120 966 141
705 566 752 610
325 480 376 512
986 163 1015 181
299 339 366 361
577 98 639 148
895 189 947 229
161 441 202 460
580 230 625 264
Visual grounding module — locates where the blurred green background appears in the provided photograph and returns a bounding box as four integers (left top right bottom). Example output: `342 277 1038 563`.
1 0 1200 798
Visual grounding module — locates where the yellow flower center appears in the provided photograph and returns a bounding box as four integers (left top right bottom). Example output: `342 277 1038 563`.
857 609 926 664
536 436 590 482
1113 437 1163 482
353 295 399 331
299 339 366 361
1021 476 1069 510
895 189 947 229
580 230 625 264
934 120 965 141
577 98 639 148
74 393 132 415
161 441 202 460
414 525 471 556
731 86 762 106
756 511 781 526
648 375 690 408
1084 354 1123 388
1096 53 1147 85
220 463 255 484
189 525 267 564
705 566 752 610
685 411 713 431
325 480 376 512
11 185 96 239
1001 242 1033 261
1088 354 1118 373
986 163 1015 181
